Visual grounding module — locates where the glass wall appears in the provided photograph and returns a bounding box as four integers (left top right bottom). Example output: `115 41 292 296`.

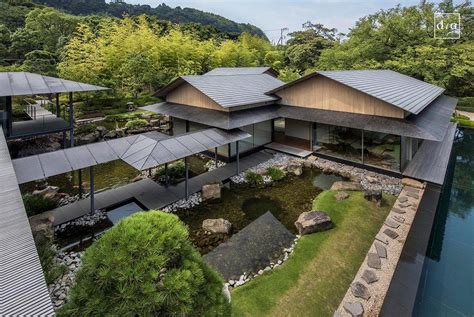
171 117 186 135
363 131 400 171
315 123 362 163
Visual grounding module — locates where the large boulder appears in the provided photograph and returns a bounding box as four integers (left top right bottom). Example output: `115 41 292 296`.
202 183 221 201
287 160 303 176
330 181 362 191
32 185 59 199
294 211 333 235
29 212 54 243
401 178 424 189
202 218 232 234
364 189 382 207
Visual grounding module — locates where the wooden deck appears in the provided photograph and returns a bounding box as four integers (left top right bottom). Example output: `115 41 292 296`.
265 142 313 158
52 151 272 225
403 123 457 185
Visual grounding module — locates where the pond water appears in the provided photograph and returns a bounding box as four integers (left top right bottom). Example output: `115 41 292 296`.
413 128 474 316
107 201 145 225
176 168 345 253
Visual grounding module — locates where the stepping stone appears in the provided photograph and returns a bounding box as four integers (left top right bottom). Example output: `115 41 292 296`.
392 215 405 223
406 192 419 199
384 219 400 229
392 208 406 214
375 242 387 258
384 228 399 239
351 282 371 300
405 187 420 193
361 269 378 284
375 234 389 245
343 302 364 317
398 203 411 208
398 196 408 203
367 252 381 269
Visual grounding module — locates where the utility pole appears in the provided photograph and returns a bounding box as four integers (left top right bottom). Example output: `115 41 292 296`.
277 27 289 46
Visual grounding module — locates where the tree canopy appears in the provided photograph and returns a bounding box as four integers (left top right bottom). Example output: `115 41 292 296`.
59 211 229 316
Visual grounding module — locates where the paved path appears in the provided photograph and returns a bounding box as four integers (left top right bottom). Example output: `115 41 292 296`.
52 151 272 225
265 142 313 158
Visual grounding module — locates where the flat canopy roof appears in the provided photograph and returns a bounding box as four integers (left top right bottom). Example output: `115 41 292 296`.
0 72 110 97
13 128 250 184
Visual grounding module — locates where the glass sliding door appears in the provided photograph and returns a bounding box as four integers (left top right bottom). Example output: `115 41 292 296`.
363 131 401 171
314 123 362 163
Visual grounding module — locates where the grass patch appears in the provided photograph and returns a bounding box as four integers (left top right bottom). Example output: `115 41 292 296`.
452 115 474 128
231 190 396 317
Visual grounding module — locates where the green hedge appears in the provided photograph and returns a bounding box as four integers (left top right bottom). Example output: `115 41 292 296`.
125 118 149 129
457 97 474 112
23 194 58 217
59 211 229 316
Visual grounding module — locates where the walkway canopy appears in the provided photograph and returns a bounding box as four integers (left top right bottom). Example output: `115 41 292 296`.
0 72 109 97
13 128 250 184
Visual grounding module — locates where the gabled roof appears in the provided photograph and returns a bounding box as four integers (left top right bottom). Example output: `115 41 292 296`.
268 70 445 115
204 67 278 77
0 72 110 97
155 73 284 109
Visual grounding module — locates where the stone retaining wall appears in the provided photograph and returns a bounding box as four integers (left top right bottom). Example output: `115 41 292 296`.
334 179 425 317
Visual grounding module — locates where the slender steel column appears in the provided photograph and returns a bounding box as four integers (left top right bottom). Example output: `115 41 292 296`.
89 166 95 212
236 140 240 175
55 93 60 117
78 169 83 199
68 92 74 147
361 130 364 164
184 157 189 200
6 96 12 137
214 147 218 168
62 131 67 148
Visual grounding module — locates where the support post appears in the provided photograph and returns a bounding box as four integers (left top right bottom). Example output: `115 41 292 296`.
62 131 67 149
361 130 364 164
164 163 168 187
89 166 95 213
78 169 83 199
236 140 240 175
56 93 60 117
214 147 218 168
68 92 74 148
5 96 12 137
184 158 189 200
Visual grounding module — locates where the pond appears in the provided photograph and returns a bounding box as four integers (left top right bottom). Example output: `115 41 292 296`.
413 128 474 316
176 168 345 253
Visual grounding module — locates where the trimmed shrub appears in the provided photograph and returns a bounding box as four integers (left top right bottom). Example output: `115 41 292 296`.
244 171 264 186
266 167 286 181
23 194 58 217
125 118 149 130
75 123 97 135
59 211 229 316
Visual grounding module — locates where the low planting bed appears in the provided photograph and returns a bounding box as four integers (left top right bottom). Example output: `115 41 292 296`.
231 190 396 316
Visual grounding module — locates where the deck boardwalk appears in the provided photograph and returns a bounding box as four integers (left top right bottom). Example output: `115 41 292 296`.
0 130 54 315
403 123 457 185
52 151 272 225
265 142 313 158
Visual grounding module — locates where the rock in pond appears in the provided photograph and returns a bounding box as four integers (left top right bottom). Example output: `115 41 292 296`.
202 183 221 201
294 211 333 235
330 181 362 191
364 189 382 207
287 161 303 176
202 218 232 234
335 191 349 201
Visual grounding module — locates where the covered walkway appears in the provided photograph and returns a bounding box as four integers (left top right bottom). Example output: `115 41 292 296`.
51 151 271 225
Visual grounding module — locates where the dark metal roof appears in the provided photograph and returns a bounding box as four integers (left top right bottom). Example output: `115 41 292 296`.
403 123 457 185
155 73 284 108
143 95 456 141
268 70 445 115
142 102 279 129
204 67 278 77
0 130 54 316
13 129 250 184
0 72 110 97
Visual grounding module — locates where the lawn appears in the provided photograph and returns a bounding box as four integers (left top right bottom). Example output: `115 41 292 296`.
231 190 396 317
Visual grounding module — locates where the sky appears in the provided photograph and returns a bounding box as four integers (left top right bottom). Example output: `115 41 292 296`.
123 0 444 43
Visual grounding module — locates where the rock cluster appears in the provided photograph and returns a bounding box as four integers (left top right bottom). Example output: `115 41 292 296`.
363 189 383 207
48 250 83 310
294 211 333 235
54 209 107 234
205 159 227 171
162 193 202 212
202 183 221 201
202 218 232 234
226 235 300 289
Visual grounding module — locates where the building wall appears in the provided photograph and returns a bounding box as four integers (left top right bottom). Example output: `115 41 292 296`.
166 82 228 112
275 76 405 119
285 118 311 140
